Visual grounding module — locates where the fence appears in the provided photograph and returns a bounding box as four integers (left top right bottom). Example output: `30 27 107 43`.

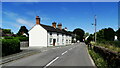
20 41 29 47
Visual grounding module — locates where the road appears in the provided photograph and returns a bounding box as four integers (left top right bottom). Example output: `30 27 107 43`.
2 43 95 67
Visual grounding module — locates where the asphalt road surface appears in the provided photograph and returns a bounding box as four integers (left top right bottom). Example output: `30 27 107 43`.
3 43 95 67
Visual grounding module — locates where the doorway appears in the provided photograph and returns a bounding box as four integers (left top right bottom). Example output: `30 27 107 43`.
53 39 56 46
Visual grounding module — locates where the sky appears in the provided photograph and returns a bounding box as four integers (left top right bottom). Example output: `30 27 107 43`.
2 2 118 34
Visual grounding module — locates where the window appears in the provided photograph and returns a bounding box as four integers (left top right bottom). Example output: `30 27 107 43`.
50 38 52 44
62 39 64 44
57 37 59 43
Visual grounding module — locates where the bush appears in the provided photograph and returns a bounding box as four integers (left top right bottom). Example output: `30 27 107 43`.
97 41 120 48
15 37 29 42
2 39 20 56
4 36 14 39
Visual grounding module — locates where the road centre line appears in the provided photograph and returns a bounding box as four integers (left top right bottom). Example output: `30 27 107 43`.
61 51 68 55
69 48 72 50
44 57 59 68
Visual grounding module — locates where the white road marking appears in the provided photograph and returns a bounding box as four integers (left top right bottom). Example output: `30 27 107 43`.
86 47 95 66
69 48 72 51
43 50 47 52
52 48 56 49
44 57 59 68
61 51 68 55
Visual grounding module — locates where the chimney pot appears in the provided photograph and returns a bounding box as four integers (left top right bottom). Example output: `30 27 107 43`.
36 16 40 25
57 23 62 30
52 22 56 28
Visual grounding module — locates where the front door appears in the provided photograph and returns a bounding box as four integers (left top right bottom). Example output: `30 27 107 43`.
53 39 56 46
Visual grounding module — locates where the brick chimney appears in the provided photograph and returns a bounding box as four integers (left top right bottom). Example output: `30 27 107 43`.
36 16 40 25
52 22 56 28
57 23 62 30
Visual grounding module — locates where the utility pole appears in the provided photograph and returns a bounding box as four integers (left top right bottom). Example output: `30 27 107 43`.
92 15 97 42
94 15 97 42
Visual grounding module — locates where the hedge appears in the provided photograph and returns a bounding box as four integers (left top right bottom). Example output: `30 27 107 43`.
15 37 29 42
97 41 120 48
93 46 120 67
2 39 21 56
4 36 29 42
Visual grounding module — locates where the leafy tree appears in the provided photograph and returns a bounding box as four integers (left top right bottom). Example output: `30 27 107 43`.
104 28 115 41
87 34 94 41
2 29 12 34
116 28 120 41
96 28 115 42
17 26 28 36
73 28 85 42
84 32 89 38
96 29 105 41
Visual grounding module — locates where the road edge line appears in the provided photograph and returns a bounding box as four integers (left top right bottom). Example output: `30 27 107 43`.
86 46 96 66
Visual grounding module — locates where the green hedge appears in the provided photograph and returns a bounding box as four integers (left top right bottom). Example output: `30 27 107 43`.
4 36 29 42
97 41 120 48
2 39 21 56
15 37 29 41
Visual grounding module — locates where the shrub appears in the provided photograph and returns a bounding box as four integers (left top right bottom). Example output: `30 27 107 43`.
15 37 29 42
2 39 20 56
4 36 14 39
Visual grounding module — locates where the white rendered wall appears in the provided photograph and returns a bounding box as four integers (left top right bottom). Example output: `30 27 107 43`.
59 33 63 45
47 32 58 46
63 34 66 45
29 25 47 47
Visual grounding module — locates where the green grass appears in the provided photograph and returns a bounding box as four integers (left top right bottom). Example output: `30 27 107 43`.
88 48 108 68
91 41 120 53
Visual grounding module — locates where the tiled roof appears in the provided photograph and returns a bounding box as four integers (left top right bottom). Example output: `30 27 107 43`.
40 24 71 35
40 24 57 32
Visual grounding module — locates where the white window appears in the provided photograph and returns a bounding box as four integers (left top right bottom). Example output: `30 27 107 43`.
50 38 52 44
57 37 59 43
62 39 64 44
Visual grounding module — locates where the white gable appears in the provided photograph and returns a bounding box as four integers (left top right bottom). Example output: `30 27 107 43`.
29 25 48 47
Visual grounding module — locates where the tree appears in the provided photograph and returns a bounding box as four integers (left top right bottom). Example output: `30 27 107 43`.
87 34 94 41
96 29 105 41
2 29 12 34
17 26 28 36
84 32 89 38
116 28 120 41
73 28 85 42
96 28 115 42
104 28 115 41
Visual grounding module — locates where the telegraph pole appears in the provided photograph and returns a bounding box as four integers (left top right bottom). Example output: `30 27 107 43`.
94 15 97 42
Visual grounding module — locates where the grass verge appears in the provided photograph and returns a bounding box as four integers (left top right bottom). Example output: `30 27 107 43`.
88 48 108 68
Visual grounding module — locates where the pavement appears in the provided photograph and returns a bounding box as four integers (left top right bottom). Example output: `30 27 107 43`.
1 43 96 68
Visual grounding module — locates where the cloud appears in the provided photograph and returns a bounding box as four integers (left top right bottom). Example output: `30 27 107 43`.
13 24 20 28
16 18 34 27
3 11 18 17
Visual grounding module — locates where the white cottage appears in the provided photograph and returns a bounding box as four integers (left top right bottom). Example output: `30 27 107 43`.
29 16 72 47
